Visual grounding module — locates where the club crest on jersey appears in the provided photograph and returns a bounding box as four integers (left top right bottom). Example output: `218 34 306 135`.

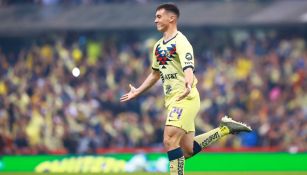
155 44 176 69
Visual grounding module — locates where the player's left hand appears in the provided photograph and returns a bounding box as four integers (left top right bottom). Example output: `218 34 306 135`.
176 83 192 101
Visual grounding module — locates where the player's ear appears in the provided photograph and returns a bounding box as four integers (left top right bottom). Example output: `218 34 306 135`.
169 15 176 22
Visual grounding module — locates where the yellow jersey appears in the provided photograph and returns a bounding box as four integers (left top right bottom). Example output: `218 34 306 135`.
152 31 198 107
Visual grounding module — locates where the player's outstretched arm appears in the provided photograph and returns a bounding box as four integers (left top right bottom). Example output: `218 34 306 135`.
120 69 160 102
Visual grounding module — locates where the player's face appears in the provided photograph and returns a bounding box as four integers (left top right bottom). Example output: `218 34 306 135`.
155 9 171 32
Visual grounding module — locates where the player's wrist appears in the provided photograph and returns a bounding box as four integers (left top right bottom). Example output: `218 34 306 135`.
185 83 192 91
188 85 192 91
135 87 145 96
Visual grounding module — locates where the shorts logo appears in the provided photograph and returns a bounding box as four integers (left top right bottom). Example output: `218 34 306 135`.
185 53 192 60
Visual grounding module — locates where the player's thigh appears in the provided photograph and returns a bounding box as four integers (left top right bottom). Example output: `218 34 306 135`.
180 131 195 153
163 125 186 149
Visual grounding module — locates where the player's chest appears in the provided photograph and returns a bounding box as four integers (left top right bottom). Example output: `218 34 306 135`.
154 43 179 68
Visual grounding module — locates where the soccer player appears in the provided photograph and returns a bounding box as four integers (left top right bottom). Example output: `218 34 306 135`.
120 3 252 174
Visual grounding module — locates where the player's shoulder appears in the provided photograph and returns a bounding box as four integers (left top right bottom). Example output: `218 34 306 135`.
176 31 192 47
176 31 190 43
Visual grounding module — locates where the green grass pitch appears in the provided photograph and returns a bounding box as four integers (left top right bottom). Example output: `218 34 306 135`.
0 172 307 175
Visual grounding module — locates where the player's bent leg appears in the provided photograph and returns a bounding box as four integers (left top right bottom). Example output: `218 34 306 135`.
164 125 186 175
191 115 252 158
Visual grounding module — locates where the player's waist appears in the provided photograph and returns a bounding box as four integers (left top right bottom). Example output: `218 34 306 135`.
162 80 197 94
164 87 199 107
161 75 198 85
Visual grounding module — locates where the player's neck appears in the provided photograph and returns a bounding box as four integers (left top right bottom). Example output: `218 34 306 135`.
163 28 178 42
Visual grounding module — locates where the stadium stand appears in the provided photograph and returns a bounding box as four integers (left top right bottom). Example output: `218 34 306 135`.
0 1 306 155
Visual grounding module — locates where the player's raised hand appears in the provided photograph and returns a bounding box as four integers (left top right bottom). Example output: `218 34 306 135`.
176 83 191 101
120 84 139 102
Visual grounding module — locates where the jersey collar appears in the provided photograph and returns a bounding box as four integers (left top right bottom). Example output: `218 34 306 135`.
163 32 178 45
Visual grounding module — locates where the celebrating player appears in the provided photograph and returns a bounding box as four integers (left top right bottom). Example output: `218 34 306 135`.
120 3 252 174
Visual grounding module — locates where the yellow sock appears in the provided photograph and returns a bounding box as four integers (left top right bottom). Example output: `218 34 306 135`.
169 156 184 175
194 126 229 149
167 147 185 175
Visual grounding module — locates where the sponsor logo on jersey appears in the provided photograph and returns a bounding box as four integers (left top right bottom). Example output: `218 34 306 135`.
164 73 178 80
160 72 178 83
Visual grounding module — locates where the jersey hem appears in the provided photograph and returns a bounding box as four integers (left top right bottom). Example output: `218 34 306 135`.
183 65 194 71
152 67 159 71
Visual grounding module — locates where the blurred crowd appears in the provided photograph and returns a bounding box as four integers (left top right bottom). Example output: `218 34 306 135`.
0 28 306 155
0 0 272 7
0 0 196 7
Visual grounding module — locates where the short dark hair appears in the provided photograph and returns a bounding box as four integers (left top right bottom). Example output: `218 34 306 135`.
156 3 180 18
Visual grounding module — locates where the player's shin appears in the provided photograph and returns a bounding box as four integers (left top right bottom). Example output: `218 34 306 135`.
167 147 185 175
193 126 229 154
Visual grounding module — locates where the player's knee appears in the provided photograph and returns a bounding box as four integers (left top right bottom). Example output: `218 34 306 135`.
163 137 179 150
163 137 172 149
